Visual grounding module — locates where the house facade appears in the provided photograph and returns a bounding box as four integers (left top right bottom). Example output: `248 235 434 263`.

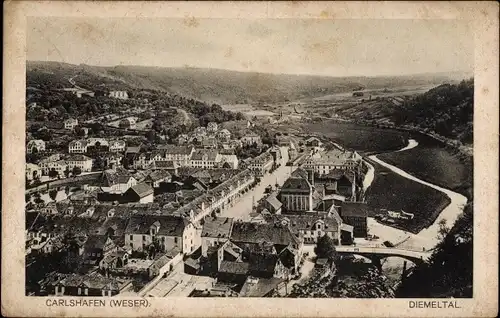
27 139 46 154
109 91 129 100
190 149 221 169
26 163 42 181
68 140 88 153
201 217 233 257
240 134 262 146
303 149 362 175
247 152 273 174
66 155 93 172
124 215 198 254
109 140 126 152
279 177 314 212
64 118 79 130
39 160 68 176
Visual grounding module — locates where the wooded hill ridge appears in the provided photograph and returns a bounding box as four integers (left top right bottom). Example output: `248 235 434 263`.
27 61 467 105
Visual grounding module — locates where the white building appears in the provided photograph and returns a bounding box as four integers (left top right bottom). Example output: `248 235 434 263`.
68 140 88 154
100 168 137 194
109 91 129 100
108 140 126 152
247 152 274 173
64 118 79 130
240 133 262 146
26 163 42 181
87 138 109 148
190 150 221 169
207 122 218 133
303 149 362 175
217 154 239 169
66 154 93 172
27 139 46 154
216 129 231 141
39 160 68 176
201 217 233 257
124 215 198 255
159 145 195 166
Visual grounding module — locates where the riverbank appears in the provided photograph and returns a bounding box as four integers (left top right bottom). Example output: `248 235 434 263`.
378 133 473 200
364 156 451 234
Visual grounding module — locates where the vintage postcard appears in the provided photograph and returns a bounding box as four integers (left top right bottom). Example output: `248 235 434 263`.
2 1 499 317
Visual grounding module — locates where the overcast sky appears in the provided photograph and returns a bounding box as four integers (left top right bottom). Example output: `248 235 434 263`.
28 18 474 77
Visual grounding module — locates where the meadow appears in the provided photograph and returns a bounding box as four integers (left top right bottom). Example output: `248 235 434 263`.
302 120 409 154
378 134 473 199
364 158 451 234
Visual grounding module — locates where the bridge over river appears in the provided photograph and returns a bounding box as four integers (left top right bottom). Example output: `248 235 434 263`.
336 245 432 267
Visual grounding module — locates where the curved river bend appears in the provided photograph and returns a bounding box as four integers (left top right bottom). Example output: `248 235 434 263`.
362 139 468 251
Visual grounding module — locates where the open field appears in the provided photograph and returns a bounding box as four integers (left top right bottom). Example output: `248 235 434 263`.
378 134 473 199
302 120 408 154
364 158 451 234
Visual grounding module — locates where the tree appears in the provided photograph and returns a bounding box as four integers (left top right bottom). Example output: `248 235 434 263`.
314 235 338 261
74 126 86 137
25 193 32 203
33 192 44 205
437 218 450 240
64 166 71 178
72 166 82 176
48 189 58 201
48 168 59 179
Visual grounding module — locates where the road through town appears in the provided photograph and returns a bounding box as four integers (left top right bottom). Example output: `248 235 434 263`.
220 147 297 221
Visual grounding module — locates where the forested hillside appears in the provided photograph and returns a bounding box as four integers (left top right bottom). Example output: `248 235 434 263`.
392 79 473 144
27 61 460 105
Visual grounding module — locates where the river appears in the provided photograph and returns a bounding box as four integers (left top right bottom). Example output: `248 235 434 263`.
359 138 468 278
366 139 468 250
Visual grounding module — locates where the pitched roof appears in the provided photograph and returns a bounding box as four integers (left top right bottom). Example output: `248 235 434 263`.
84 235 110 250
96 217 130 237
146 170 171 182
340 202 372 217
219 261 250 275
126 146 141 154
277 214 341 233
230 222 300 246
248 253 280 274
66 154 92 161
265 195 282 211
290 168 309 180
56 272 121 290
125 215 188 236
281 177 312 194
149 160 178 170
239 276 284 297
127 183 154 198
201 217 233 238
251 152 273 164
191 149 219 161
157 145 193 155
324 169 355 184
101 167 133 186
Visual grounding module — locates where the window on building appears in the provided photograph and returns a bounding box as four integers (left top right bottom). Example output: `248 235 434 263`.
142 235 146 241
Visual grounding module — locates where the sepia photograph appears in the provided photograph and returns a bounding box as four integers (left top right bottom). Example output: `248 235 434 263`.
2 1 498 317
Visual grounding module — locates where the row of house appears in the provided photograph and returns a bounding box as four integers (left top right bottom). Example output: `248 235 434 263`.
33 154 94 177
129 146 239 170
69 138 126 154
303 148 362 175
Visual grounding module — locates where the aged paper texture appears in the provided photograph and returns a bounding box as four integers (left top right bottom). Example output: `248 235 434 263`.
2 1 499 317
